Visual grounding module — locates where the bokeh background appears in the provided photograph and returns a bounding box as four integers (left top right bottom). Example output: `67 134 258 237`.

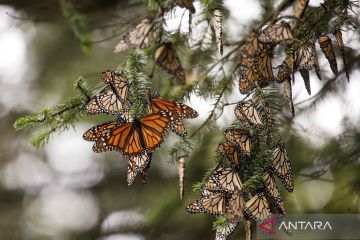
0 0 359 239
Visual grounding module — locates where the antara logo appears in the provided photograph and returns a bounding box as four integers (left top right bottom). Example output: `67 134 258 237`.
278 221 332 231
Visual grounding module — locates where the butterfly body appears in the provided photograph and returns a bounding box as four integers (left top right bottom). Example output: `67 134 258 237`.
90 111 174 156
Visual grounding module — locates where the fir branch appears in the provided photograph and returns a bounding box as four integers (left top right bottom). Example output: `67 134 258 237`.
14 76 94 148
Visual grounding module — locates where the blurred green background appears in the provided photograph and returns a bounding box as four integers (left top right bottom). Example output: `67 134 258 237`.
0 0 359 240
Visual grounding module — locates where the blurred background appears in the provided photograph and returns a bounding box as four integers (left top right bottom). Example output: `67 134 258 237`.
0 0 359 239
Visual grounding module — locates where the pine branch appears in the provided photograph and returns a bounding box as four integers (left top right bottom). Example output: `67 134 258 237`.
14 76 94 148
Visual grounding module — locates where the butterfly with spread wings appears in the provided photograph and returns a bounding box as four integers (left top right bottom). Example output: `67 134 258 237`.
146 93 198 136
154 42 186 84
114 18 154 53
224 128 251 156
244 190 272 222
86 111 179 156
86 70 130 115
147 93 198 118
272 143 294 192
318 35 338 76
234 100 262 125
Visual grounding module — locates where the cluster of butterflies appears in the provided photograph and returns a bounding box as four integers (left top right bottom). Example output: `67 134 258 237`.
113 1 196 85
112 0 226 84
114 17 187 85
186 100 294 240
83 70 198 185
236 16 348 116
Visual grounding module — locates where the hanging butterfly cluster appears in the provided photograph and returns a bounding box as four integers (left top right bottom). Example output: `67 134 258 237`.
235 0 351 116
186 100 294 240
83 70 198 186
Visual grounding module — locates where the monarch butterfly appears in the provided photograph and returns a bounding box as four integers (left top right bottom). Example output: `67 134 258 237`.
86 91 130 115
146 93 198 136
299 69 311 95
114 18 154 53
224 128 251 156
294 41 321 81
283 77 294 116
258 21 293 44
276 56 294 83
318 35 338 76
178 156 185 199
206 167 243 193
186 190 228 216
148 106 186 136
212 9 223 55
237 64 258 94
86 70 130 115
83 121 119 142
272 143 294 192
100 70 130 99
148 93 199 119
294 0 309 18
235 100 262 125
127 151 152 186
140 161 151 184
175 0 195 14
215 221 238 240
226 191 246 221
334 29 349 82
244 190 271 222
90 110 178 156
257 50 275 82
217 141 241 165
154 42 186 84
238 40 274 94
262 172 285 213
243 33 264 57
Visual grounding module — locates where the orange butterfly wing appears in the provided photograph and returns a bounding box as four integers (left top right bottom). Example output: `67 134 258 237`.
150 95 199 119
93 111 172 155
83 121 118 141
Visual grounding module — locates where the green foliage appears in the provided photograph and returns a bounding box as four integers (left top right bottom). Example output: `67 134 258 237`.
13 76 90 148
59 0 92 53
125 50 151 118
212 215 227 229
200 0 224 12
